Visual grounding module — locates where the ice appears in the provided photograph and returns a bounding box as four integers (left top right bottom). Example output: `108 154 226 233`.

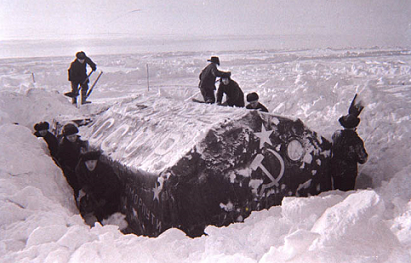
1 45 411 262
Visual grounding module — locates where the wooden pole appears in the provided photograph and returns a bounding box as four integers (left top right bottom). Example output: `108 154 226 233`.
146 64 150 91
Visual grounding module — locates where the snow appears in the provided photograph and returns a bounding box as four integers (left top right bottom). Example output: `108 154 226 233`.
1 45 411 262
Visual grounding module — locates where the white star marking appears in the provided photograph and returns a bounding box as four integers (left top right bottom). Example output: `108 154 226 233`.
254 124 273 149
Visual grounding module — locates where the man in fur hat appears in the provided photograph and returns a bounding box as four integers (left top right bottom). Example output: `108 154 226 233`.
57 123 88 197
216 72 245 107
198 56 229 104
245 92 269 112
331 111 368 191
33 121 59 158
68 51 97 105
75 150 121 224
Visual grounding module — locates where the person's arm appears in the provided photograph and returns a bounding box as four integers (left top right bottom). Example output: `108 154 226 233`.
259 103 269 112
230 82 241 101
216 84 224 104
86 57 97 71
355 139 368 164
211 64 225 78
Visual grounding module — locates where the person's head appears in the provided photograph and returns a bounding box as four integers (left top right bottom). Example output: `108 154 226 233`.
338 114 360 129
34 122 49 137
62 123 79 142
207 56 220 66
221 72 231 85
76 51 86 63
81 150 101 171
247 92 259 108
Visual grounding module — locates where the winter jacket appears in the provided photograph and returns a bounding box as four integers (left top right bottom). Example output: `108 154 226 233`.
34 131 59 158
57 136 88 194
68 57 97 84
246 103 269 112
76 160 121 220
198 63 225 92
216 79 245 107
330 129 368 191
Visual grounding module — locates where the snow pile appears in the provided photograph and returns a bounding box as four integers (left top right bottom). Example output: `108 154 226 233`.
1 47 411 262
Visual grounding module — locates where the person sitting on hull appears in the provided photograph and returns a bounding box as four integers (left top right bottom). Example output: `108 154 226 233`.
57 123 88 197
216 72 245 108
198 56 229 104
331 113 368 191
68 51 97 105
246 92 269 112
33 121 59 159
75 150 121 225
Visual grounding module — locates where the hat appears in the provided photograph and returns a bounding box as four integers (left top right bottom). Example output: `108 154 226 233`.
76 51 86 59
221 71 231 79
247 92 259 102
34 121 49 131
339 114 360 129
81 150 101 161
207 56 220 65
63 123 79 136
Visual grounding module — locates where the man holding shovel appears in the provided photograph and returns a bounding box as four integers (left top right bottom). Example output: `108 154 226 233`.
68 51 97 105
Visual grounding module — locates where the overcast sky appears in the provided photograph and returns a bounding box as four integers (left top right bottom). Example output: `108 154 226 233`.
1 0 410 46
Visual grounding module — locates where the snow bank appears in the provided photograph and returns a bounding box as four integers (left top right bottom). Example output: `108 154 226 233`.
1 47 411 262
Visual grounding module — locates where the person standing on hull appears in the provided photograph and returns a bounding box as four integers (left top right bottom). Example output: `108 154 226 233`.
331 102 368 191
216 72 245 107
198 56 228 104
246 92 269 112
68 51 97 105
75 150 121 225
57 123 88 197
33 121 59 159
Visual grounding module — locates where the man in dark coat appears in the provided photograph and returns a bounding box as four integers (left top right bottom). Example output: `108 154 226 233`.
198 56 227 104
216 72 245 107
75 150 121 224
33 121 59 159
331 114 368 191
68 51 97 105
57 123 88 197
246 92 269 112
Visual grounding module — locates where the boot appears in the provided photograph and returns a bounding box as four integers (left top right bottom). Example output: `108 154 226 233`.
72 97 77 104
81 94 91 105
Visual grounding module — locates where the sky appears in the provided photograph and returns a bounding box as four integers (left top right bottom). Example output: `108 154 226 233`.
1 0 411 46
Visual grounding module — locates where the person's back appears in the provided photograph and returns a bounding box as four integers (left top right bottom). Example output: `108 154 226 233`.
331 114 368 191
198 56 226 103
216 73 244 107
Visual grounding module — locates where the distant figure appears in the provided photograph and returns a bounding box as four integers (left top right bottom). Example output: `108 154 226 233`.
57 123 88 197
33 121 59 158
198 56 228 104
68 51 97 105
76 150 121 224
331 95 368 191
216 72 245 107
246 92 269 112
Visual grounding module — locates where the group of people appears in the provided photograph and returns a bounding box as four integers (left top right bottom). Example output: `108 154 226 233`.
33 121 121 225
41 54 367 229
198 56 268 112
199 56 368 191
